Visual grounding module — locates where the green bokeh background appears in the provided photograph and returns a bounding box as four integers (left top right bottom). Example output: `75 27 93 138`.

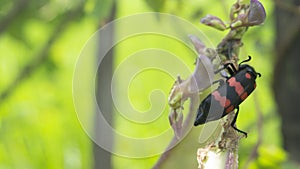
0 0 296 168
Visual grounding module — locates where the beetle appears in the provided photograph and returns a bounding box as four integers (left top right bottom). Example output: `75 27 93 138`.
194 56 261 137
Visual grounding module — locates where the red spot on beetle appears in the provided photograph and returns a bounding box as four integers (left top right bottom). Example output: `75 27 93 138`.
226 105 235 113
241 92 248 100
228 77 244 96
212 91 231 107
245 73 251 79
225 99 231 107
253 83 256 89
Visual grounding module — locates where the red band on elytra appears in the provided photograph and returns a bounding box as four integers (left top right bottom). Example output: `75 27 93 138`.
212 91 231 107
228 77 244 96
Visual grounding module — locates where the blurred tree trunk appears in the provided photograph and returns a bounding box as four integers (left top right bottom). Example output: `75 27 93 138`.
93 2 116 169
274 0 300 162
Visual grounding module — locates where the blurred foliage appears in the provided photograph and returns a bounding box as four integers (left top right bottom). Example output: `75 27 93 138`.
0 0 96 168
0 0 297 169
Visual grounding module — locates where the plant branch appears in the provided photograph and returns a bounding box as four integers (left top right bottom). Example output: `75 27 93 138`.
0 0 28 36
152 94 198 169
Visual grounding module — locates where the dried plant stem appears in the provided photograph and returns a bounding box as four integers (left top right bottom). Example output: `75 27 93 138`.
197 112 241 169
152 94 198 169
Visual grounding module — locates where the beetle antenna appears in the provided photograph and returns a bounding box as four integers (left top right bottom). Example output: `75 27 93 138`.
214 63 237 76
239 56 252 66
257 72 261 77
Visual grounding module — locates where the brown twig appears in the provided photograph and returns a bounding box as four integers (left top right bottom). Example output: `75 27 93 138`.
274 0 300 16
273 0 300 103
273 0 300 58
0 4 84 106
275 21 300 61
242 92 263 169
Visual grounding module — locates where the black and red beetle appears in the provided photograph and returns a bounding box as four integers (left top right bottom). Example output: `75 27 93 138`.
194 56 261 137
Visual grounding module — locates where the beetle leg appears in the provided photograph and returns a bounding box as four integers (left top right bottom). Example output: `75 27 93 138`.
215 63 237 76
213 79 225 86
231 106 248 137
214 63 230 74
177 75 182 83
